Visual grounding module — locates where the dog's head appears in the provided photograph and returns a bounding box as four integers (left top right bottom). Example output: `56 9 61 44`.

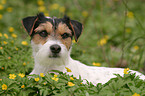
22 13 83 65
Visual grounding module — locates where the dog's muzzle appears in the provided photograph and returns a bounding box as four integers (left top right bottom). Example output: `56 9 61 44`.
50 44 61 58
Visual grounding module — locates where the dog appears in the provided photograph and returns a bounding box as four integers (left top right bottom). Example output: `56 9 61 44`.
22 13 145 85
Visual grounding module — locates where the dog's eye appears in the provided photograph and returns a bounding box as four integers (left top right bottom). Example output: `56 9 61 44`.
39 31 48 37
61 33 70 39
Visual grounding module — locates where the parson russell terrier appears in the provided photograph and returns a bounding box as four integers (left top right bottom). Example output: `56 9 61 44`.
22 13 145 85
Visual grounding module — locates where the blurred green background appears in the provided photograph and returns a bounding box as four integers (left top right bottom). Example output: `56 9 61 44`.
0 0 145 77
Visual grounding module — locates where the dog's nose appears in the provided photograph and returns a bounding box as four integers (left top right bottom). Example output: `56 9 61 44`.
50 44 61 53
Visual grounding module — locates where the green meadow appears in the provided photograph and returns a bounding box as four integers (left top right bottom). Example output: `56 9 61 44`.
0 0 145 95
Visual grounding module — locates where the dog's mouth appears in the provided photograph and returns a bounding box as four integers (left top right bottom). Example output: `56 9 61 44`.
49 53 60 58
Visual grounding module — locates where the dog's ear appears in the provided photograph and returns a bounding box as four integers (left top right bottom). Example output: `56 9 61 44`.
22 13 46 36
22 16 38 36
70 20 83 42
63 15 83 42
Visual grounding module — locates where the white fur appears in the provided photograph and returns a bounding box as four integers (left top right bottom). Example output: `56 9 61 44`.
30 39 145 85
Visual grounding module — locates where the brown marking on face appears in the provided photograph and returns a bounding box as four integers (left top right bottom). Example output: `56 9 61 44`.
32 22 72 50
55 23 72 50
32 21 53 45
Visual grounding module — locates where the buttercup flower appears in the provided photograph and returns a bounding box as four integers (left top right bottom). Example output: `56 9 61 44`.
8 27 14 32
93 62 101 66
7 7 13 12
40 73 44 77
0 4 4 10
38 6 46 12
132 93 140 96
15 47 18 51
0 14 2 19
11 33 17 38
72 40 76 43
133 46 139 51
124 68 129 74
51 77 59 81
43 82 47 85
125 28 131 33
23 62 26 66
67 82 75 86
2 84 7 90
37 0 44 6
65 67 72 72
97 38 107 46
0 33 2 37
82 11 88 17
54 74 57 77
59 6 65 13
18 73 25 78
3 41 7 44
21 85 25 88
127 11 134 19
34 77 40 82
70 77 74 80
4 34 8 39
21 41 28 46
50 3 59 10
9 74 16 79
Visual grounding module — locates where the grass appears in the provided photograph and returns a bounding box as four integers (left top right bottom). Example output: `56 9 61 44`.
0 0 145 95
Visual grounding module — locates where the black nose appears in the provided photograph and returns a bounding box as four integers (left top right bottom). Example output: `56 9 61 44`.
50 44 61 53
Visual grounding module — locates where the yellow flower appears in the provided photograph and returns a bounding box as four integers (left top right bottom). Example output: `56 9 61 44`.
124 68 130 74
93 62 101 66
9 74 16 79
11 33 17 38
37 0 44 6
0 4 4 10
4 34 8 39
23 62 26 66
44 12 49 16
132 93 140 96
38 6 46 12
8 57 11 59
125 28 131 33
7 7 13 12
127 11 134 19
0 33 2 37
70 77 74 80
2 84 7 90
21 85 25 88
40 73 44 77
43 82 47 85
82 11 88 17
65 67 72 72
59 6 65 13
18 73 25 78
8 27 14 32
1 0 6 4
133 46 139 51
34 77 40 82
104 35 109 40
0 14 2 19
50 3 59 10
54 74 57 78
3 41 7 44
21 41 28 46
67 82 75 86
15 47 18 51
72 40 76 43
51 77 59 81
97 38 107 46
80 82 82 85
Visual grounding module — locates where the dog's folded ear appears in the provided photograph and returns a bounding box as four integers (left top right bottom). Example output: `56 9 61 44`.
63 15 83 42
70 20 83 42
22 13 46 36
22 16 38 36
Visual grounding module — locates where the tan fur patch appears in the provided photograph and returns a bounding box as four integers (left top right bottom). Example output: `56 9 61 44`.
32 22 72 50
